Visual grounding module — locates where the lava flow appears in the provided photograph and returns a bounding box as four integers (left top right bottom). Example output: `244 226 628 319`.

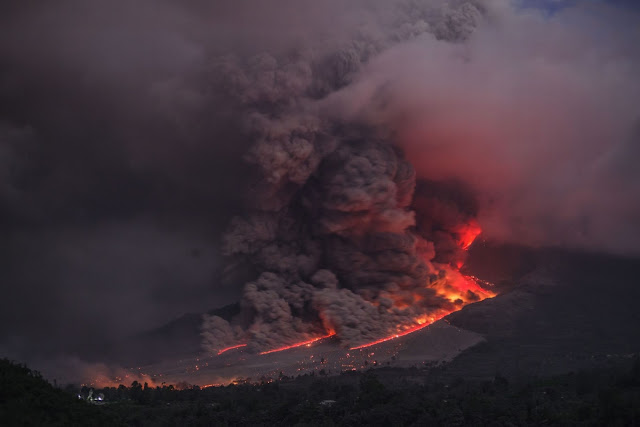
259 333 336 355
430 272 496 305
455 219 482 250
350 312 449 350
350 222 494 351
350 274 495 351
213 214 494 358
217 344 247 356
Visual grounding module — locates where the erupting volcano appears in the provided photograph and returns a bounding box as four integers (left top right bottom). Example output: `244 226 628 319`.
192 0 503 360
348 274 495 351
203 156 496 357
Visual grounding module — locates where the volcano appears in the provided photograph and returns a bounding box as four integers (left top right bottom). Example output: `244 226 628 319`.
92 243 640 388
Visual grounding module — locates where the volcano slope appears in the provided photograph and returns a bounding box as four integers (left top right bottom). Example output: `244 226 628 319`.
102 244 639 387
442 244 640 380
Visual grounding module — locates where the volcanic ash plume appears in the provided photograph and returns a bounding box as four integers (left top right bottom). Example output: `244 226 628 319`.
203 137 492 352
200 0 496 353
202 3 490 352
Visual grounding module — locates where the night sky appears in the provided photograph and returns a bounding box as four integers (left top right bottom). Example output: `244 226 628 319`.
1 0 639 371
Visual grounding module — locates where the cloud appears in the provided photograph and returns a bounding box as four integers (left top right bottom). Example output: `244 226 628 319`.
325 0 640 254
0 221 231 362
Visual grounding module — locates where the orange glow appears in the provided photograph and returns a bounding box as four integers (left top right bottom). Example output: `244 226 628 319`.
350 275 495 350
348 218 493 351
259 333 336 355
350 311 450 350
455 219 482 250
429 271 496 305
217 344 247 356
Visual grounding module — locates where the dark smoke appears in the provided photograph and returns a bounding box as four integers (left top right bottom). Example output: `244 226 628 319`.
209 138 465 351
201 0 640 352
202 1 493 351
0 0 638 364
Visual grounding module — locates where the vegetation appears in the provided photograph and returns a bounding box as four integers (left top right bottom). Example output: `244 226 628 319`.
0 359 117 426
2 357 640 426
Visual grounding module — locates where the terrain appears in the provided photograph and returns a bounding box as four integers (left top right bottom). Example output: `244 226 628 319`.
3 356 640 426
86 244 640 388
4 244 640 425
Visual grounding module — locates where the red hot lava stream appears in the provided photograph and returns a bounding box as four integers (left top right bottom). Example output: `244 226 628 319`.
217 344 247 356
259 333 336 355
349 312 450 350
350 275 494 350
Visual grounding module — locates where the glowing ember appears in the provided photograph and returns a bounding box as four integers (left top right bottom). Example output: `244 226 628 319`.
217 344 247 356
259 333 336 355
455 219 482 250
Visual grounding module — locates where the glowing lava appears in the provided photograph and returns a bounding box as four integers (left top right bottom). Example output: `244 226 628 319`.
350 276 495 350
348 219 495 351
430 271 496 305
257 219 493 354
217 344 247 356
350 311 450 350
259 333 336 355
455 219 482 250
219 219 494 358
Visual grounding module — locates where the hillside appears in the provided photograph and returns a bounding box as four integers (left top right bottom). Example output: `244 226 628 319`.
103 245 640 384
445 246 640 379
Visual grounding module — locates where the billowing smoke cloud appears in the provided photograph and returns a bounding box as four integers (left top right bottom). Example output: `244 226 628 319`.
201 0 640 352
214 141 453 348
210 138 475 351
202 1 498 352
325 0 640 253
1 0 639 363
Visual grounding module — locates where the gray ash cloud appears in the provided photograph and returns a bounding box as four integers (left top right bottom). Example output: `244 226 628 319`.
210 138 460 351
201 0 489 350
201 0 640 352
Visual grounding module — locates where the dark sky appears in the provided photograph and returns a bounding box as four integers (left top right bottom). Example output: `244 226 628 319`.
1 0 639 365
0 0 255 361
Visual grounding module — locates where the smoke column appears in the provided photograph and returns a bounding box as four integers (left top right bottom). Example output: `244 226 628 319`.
201 0 640 353
202 1 495 353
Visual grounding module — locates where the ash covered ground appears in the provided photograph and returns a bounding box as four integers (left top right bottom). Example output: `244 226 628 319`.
99 320 483 388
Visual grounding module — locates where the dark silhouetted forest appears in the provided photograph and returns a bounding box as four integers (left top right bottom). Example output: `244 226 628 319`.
2 357 640 426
